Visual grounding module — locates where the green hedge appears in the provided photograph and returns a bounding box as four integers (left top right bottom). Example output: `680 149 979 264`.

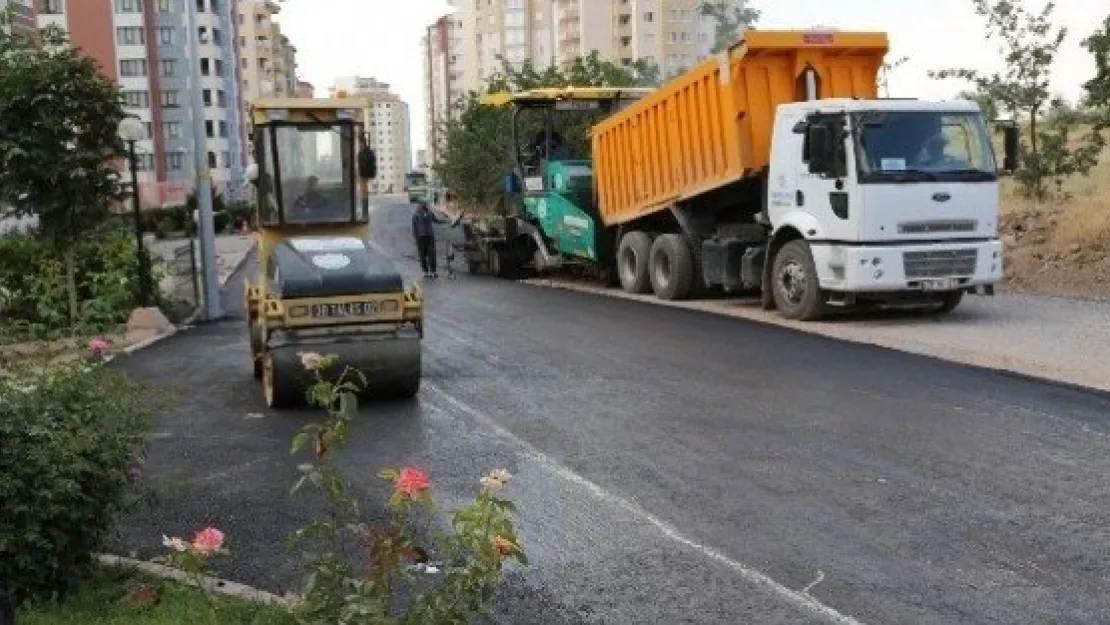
0 228 154 338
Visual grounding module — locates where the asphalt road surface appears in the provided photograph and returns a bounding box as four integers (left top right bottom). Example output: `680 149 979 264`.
112 200 1110 625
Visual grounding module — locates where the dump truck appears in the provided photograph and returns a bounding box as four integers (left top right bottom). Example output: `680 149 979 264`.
483 29 1019 320
243 98 424 408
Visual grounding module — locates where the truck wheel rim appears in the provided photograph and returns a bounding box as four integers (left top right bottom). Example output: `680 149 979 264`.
620 248 637 282
653 252 671 288
777 260 807 305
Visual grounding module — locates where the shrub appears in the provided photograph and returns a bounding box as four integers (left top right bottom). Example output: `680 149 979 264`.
0 227 148 338
285 353 527 623
0 341 156 619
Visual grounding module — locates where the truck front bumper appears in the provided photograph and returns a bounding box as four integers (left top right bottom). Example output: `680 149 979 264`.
810 239 1003 293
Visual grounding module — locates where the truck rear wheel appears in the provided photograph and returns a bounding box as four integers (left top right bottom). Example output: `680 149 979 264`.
771 239 826 321
933 290 964 315
617 231 652 294
649 233 695 300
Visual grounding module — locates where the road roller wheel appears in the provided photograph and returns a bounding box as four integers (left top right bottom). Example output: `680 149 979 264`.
262 351 302 409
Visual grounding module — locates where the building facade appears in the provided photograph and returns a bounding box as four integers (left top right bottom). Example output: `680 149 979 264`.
36 0 248 208
422 0 742 166
330 76 412 195
3 0 36 37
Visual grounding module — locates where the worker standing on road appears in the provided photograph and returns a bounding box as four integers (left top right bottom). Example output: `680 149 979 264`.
412 201 446 279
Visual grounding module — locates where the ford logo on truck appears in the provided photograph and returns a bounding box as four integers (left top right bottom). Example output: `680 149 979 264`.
932 192 952 202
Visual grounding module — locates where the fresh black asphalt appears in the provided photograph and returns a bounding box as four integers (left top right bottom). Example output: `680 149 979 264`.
110 201 1110 625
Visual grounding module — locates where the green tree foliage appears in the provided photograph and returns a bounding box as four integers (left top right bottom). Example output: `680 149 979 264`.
929 0 1104 200
1082 14 1110 124
698 0 761 54
956 88 1000 120
0 17 128 324
433 55 660 215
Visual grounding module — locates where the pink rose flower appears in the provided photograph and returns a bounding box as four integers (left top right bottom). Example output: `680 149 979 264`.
88 337 110 357
395 467 430 498
191 527 225 554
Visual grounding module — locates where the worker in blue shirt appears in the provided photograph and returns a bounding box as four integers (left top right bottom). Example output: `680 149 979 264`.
412 201 446 279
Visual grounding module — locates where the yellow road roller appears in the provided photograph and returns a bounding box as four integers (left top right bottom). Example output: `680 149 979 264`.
242 98 423 408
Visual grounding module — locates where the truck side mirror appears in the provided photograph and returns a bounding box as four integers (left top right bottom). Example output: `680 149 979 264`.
1001 124 1019 173
358 146 377 180
806 125 830 174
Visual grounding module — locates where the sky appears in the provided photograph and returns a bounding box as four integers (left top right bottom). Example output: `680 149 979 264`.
277 0 1101 161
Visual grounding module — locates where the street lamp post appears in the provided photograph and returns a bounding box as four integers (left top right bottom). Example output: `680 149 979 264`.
118 116 152 307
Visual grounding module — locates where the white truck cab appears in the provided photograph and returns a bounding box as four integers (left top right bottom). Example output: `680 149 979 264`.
764 97 1017 317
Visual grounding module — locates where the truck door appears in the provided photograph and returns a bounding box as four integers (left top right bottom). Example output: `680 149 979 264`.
795 113 858 242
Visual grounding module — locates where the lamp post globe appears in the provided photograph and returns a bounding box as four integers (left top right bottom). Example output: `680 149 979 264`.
117 116 151 307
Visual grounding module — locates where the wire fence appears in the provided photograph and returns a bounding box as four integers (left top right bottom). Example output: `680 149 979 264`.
160 239 200 310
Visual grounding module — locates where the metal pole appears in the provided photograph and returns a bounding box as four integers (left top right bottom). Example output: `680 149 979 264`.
128 139 151 307
185 2 223 321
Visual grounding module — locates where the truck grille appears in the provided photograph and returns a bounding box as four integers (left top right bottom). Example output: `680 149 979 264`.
903 249 978 279
897 220 977 234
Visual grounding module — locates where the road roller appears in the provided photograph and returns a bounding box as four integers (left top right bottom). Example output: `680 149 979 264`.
242 97 423 408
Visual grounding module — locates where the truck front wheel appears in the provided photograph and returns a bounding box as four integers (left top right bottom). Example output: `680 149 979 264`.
617 231 652 294
771 239 826 321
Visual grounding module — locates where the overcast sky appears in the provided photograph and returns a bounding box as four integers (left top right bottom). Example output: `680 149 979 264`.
277 0 1100 161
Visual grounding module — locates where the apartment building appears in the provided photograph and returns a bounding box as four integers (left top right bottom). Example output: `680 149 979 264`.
35 0 247 208
296 80 313 98
235 1 298 116
422 0 742 164
330 76 412 195
2 0 36 36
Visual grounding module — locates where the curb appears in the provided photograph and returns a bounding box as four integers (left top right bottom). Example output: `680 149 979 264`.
97 554 294 608
519 277 1110 396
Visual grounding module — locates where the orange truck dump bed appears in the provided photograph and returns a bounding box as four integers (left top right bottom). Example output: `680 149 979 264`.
591 30 889 226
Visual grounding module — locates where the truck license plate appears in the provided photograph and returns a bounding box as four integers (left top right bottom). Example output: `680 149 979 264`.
920 278 959 291
311 301 378 318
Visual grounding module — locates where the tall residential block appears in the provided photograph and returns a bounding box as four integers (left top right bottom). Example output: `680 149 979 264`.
422 0 744 165
3 0 36 36
330 76 412 195
36 0 247 208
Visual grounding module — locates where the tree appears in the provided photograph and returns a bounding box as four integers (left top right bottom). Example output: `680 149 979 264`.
929 0 1103 200
1082 14 1110 124
699 1 761 54
433 55 660 215
956 88 1000 120
0 17 128 325
879 55 909 98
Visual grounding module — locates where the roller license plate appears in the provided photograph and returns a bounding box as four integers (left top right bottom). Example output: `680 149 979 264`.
311 301 378 318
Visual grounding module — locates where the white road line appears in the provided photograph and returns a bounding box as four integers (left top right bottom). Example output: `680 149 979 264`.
425 382 868 625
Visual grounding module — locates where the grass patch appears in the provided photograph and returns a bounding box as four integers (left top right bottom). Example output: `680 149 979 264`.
16 565 296 625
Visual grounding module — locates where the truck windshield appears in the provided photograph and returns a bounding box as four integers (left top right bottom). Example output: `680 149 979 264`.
272 124 355 224
852 111 997 183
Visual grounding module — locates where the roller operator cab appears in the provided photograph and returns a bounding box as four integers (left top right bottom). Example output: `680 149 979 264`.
751 97 1014 319
243 98 424 408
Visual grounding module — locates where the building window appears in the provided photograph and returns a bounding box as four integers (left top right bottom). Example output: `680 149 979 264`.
202 89 212 106
159 59 176 77
165 153 184 171
122 90 149 108
157 0 172 12
207 151 217 168
200 58 210 75
119 59 147 77
163 122 182 139
40 0 63 15
644 11 654 22
133 153 154 172
160 90 180 108
116 26 144 46
158 26 174 45
216 90 226 107
115 0 141 13
218 120 228 137
214 59 224 76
